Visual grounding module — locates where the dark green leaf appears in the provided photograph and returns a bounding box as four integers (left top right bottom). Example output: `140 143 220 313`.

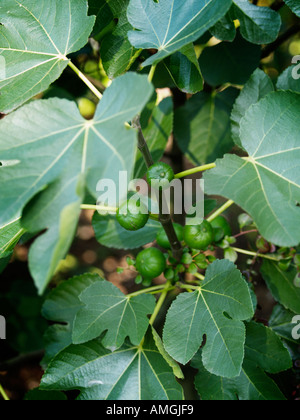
232 0 281 44
277 65 300 93
0 73 153 293
174 88 239 165
260 261 300 314
269 304 300 346
204 91 300 247
88 0 116 35
101 0 139 78
199 33 261 86
0 279 47 353
192 322 291 400
0 255 11 274
163 259 253 377
210 10 236 42
72 280 156 348
42 273 102 364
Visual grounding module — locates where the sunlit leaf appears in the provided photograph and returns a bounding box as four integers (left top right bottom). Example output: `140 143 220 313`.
199 33 261 86
127 0 232 67
0 0 95 112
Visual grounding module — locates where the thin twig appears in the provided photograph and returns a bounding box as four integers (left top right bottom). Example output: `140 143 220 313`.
261 24 300 59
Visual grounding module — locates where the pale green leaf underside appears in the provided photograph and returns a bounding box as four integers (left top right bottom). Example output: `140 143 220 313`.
193 322 291 400
0 0 95 112
204 91 300 247
231 69 274 148
73 281 156 349
0 73 153 292
163 259 253 377
127 0 232 67
40 332 184 400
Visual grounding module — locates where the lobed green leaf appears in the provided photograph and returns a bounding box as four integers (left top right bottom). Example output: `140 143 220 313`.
127 0 232 67
163 259 254 377
72 281 156 348
204 91 300 247
0 73 153 293
192 322 292 400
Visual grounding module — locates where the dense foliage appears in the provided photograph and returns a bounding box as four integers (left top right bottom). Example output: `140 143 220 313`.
0 0 299 401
